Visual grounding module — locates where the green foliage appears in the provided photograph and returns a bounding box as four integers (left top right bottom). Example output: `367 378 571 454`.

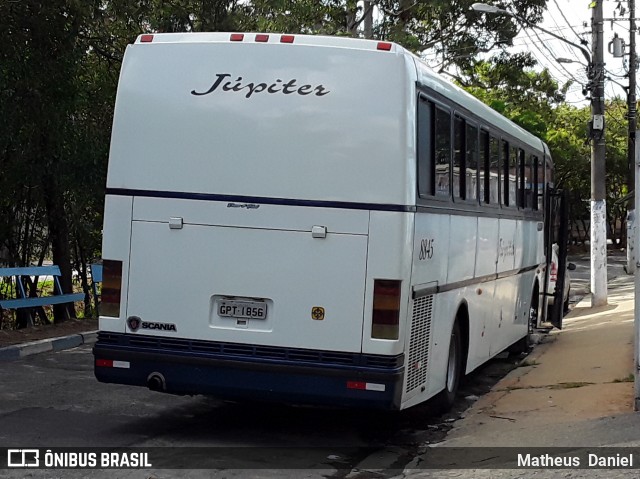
237 0 548 71
460 54 631 246
462 53 563 139
7 0 628 325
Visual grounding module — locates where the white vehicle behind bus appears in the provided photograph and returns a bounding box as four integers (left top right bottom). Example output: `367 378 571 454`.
94 32 565 411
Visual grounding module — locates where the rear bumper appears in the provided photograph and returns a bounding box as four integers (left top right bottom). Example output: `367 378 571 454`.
93 333 404 410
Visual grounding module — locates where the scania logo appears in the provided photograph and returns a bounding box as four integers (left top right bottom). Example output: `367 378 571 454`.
127 316 177 333
127 316 141 331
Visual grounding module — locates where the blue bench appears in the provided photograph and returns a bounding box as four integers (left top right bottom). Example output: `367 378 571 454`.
0 266 85 323
90 264 103 315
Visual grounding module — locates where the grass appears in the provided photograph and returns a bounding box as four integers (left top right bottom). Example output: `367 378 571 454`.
612 374 634 383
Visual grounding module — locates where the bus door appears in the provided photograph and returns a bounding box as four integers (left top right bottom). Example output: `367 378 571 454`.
544 188 569 329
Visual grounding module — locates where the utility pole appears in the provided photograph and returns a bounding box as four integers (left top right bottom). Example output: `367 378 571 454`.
591 0 608 306
635 128 640 411
627 0 637 274
363 1 373 39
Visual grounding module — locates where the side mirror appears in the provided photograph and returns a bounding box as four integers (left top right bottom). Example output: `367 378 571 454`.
567 263 576 271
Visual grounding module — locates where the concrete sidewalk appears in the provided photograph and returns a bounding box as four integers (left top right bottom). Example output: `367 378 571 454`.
399 262 640 477
442 273 634 447
0 330 97 360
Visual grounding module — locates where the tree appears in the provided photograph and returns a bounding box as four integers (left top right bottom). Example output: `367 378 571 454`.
460 52 566 138
0 0 96 321
460 55 630 248
0 0 553 328
238 0 548 70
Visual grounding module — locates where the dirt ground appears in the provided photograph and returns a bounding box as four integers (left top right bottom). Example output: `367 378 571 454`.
0 318 98 348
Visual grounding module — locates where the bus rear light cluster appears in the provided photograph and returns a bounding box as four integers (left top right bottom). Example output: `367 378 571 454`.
101 259 123 318
346 381 386 392
96 359 130 369
371 279 401 340
229 33 296 43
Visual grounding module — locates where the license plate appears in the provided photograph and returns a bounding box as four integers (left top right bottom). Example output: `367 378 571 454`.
218 300 267 320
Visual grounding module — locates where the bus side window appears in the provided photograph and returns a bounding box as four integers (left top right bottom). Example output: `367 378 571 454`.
518 148 526 208
537 156 546 210
509 145 518 208
417 96 434 197
434 107 451 198
489 136 500 204
545 158 554 187
502 140 510 206
526 154 537 210
466 123 479 202
453 115 465 200
479 130 490 204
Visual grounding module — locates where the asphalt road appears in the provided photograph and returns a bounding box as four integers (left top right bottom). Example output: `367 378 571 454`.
0 340 529 479
567 251 628 307
0 344 426 478
2 254 607 479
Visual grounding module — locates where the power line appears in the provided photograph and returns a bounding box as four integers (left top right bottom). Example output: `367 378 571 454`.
553 0 587 43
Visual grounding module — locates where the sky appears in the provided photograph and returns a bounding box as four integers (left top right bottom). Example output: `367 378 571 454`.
513 0 634 106
415 0 634 107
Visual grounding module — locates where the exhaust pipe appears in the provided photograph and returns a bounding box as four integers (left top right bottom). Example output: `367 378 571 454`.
147 372 166 392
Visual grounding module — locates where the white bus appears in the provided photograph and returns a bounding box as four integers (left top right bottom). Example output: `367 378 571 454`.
94 32 564 411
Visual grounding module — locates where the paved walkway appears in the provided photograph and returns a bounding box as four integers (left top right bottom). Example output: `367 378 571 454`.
398 262 639 477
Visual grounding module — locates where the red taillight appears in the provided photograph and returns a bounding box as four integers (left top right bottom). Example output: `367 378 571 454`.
140 34 154 43
101 259 123 318
550 262 558 282
96 359 130 369
347 381 366 390
377 42 392 51
346 381 386 391
371 279 401 340
280 35 295 43
255 34 269 42
230 33 244 42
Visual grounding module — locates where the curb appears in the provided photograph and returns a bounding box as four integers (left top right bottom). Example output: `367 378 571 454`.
0 330 98 361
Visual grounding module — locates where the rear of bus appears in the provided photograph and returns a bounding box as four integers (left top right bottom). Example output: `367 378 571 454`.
93 33 417 409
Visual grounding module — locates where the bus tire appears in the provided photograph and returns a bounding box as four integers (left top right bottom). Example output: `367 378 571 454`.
432 320 462 414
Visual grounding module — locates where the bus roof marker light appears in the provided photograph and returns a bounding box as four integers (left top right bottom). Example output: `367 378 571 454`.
140 35 154 43
255 34 269 43
230 33 244 42
377 42 392 51
280 35 295 43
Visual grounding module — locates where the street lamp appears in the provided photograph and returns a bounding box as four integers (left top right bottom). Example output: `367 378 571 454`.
470 2 608 308
470 3 592 63
555 57 586 66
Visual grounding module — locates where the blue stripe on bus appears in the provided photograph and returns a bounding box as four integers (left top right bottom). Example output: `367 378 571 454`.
105 188 417 213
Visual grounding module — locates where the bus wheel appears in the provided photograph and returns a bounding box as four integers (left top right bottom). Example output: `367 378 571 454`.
432 320 462 414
